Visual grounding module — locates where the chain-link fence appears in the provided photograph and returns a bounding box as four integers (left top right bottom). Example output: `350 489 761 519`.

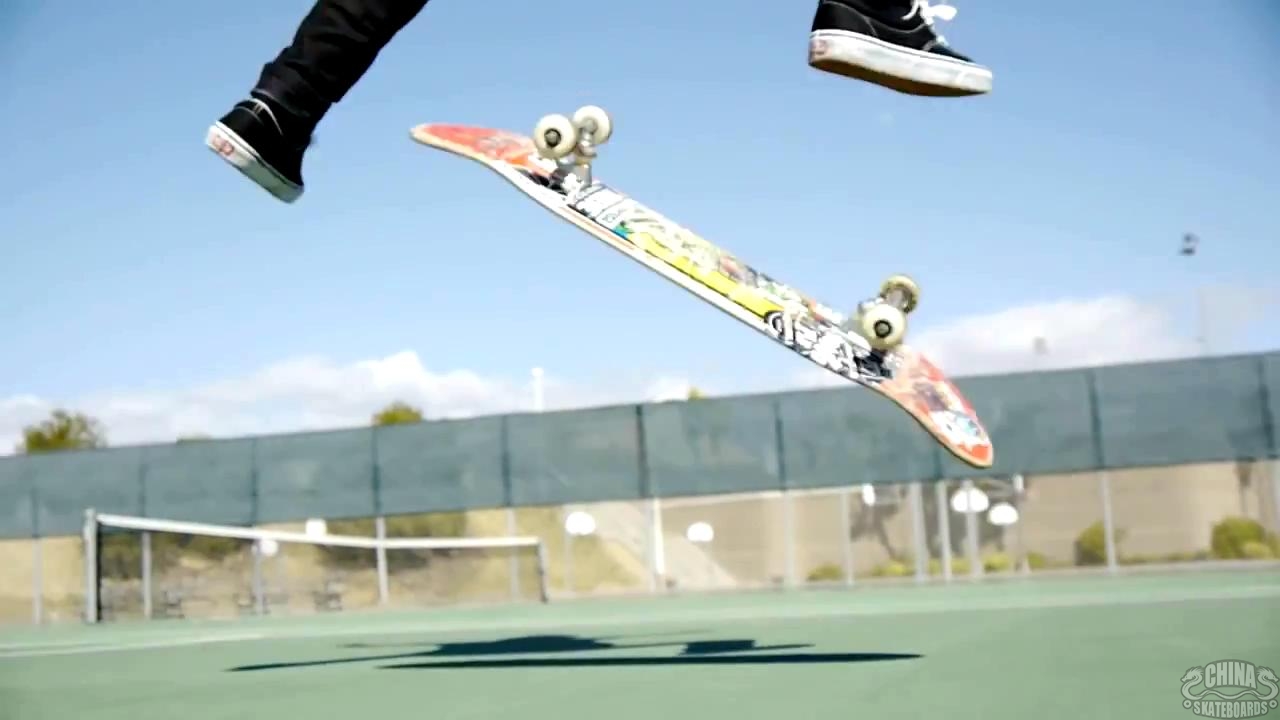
4 458 1276 625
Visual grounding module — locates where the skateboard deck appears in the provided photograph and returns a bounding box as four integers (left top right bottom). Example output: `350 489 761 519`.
410 121 994 469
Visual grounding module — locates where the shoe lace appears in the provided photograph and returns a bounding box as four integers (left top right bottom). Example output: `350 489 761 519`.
244 95 315 147
244 97 285 135
902 0 958 44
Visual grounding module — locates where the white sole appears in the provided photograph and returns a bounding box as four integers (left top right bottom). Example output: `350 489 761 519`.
808 29 992 96
205 123 304 204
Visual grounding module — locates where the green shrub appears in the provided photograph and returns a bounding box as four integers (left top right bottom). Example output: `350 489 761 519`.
925 556 975 575
870 561 911 577
1026 552 1050 570
1122 550 1214 565
806 563 845 583
1074 521 1123 566
1241 541 1276 560
1210 517 1268 559
983 552 1014 573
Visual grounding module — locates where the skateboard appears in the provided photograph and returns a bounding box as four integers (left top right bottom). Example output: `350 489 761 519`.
410 107 993 468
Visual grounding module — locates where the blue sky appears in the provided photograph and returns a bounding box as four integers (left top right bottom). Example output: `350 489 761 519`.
1 0 1277 441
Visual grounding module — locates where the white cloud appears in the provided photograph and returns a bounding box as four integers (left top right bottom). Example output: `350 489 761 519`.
912 295 1198 376
0 294 1245 454
0 352 696 454
791 294 1200 388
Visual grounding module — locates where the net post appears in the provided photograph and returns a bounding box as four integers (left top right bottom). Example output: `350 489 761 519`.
141 531 153 620
82 508 99 624
534 540 550 603
506 508 521 601
374 516 389 606
648 497 665 593
252 541 266 616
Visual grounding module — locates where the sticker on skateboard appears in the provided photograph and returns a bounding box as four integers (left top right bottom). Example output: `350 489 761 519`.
410 107 993 468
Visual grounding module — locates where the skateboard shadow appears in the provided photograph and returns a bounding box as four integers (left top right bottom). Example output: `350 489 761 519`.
227 633 921 673
334 629 700 651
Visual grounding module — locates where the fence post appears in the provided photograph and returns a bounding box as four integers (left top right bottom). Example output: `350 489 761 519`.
1100 471 1119 573
635 405 663 592
935 481 953 582
136 448 152 619
840 486 854 586
31 484 43 625
906 482 926 582
1084 369 1117 574
32 537 43 625
370 427 388 606
1271 464 1280 537
773 399 795 586
249 438 261 529
961 479 981 579
1257 356 1279 534
500 415 520 600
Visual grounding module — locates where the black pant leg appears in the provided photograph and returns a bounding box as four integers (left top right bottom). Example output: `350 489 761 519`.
254 0 431 122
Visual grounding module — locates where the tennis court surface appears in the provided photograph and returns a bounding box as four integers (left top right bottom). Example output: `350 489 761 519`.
2 571 1278 720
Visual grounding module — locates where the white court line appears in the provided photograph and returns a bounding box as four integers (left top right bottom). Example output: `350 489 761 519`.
1 583 1274 658
0 640 106 651
0 632 263 660
247 583 1280 643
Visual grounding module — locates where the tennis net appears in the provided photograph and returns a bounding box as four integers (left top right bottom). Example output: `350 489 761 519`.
81 509 549 622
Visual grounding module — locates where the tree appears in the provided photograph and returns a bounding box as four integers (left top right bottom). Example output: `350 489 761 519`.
686 386 706 400
372 401 424 426
16 409 107 454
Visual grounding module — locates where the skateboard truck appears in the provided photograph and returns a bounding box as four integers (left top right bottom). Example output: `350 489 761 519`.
530 108 920 357
532 106 613 194
847 274 921 353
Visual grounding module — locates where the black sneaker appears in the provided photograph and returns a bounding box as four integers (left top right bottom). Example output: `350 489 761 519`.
809 0 992 97
205 95 311 203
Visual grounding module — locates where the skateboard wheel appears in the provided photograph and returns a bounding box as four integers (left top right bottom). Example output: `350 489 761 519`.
880 274 920 314
857 303 907 351
533 113 578 160
572 105 612 145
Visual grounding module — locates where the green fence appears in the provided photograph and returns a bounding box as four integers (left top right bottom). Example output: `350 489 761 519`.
2 351 1277 539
